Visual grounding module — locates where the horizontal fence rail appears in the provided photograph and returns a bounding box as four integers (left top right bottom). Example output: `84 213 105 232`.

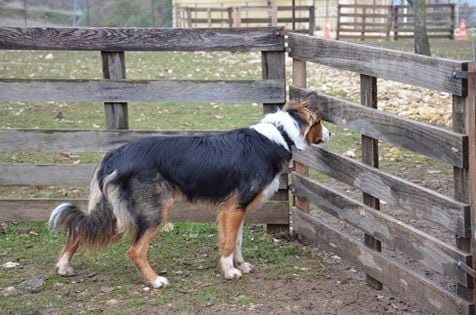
0 79 285 104
292 172 470 286
0 129 215 153
292 208 473 315
290 86 468 168
0 27 285 52
0 163 288 189
292 146 469 237
0 199 288 224
288 33 468 96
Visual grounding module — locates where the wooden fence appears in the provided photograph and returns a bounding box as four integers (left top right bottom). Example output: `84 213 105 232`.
288 32 475 314
337 3 455 40
175 5 315 35
0 27 288 232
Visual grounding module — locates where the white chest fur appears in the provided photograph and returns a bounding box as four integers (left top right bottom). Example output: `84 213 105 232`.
262 175 281 202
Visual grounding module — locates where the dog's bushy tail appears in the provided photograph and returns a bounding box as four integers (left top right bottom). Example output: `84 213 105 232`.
49 199 118 250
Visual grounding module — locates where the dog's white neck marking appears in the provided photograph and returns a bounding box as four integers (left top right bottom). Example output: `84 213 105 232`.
250 110 308 151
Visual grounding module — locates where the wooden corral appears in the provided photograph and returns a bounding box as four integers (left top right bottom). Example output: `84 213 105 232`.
337 3 455 40
1 27 476 314
289 32 475 314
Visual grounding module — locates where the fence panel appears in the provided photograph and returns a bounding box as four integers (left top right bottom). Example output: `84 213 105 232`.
337 4 455 41
289 32 474 314
0 27 288 227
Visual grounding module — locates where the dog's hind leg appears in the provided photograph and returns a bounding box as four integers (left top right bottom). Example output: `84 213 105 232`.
56 236 80 276
126 195 173 289
217 201 246 279
126 227 169 288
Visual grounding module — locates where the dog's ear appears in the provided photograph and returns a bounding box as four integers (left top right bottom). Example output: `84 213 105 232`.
305 92 319 110
302 92 319 112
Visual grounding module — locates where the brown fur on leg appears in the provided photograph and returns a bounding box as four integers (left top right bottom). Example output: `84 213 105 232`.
56 236 80 276
217 198 246 279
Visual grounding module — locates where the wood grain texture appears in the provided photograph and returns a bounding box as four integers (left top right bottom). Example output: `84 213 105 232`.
287 32 468 96
0 79 285 104
360 74 383 290
0 199 288 224
292 173 470 286
292 208 473 315
291 58 309 213
261 50 288 231
290 86 467 168
0 164 288 189
102 51 128 130
465 62 476 304
293 146 470 237
261 51 286 114
453 94 474 298
0 27 285 52
0 129 216 153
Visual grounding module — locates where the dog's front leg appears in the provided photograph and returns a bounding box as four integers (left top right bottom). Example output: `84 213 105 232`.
233 220 253 274
217 207 245 279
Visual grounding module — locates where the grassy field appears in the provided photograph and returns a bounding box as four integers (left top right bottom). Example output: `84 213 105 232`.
0 37 473 313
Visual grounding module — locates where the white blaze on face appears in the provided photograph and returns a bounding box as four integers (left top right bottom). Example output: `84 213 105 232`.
321 124 331 143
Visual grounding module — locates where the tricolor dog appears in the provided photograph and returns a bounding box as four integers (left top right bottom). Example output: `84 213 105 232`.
49 98 330 288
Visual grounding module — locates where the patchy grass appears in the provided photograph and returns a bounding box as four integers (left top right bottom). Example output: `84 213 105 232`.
0 222 323 313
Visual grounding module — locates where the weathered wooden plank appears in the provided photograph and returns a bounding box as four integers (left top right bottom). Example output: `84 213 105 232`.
293 146 470 237
453 93 474 298
261 50 288 233
292 173 470 286
0 129 216 153
290 86 467 168
466 55 476 306
292 208 473 315
0 164 288 189
102 51 128 129
0 79 285 104
291 58 310 215
0 27 285 52
287 32 467 96
0 199 288 224
261 52 286 114
361 74 382 290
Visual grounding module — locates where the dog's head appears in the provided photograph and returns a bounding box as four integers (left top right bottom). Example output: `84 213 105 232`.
283 96 330 147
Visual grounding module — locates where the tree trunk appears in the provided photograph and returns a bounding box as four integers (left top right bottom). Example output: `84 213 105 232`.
409 0 431 56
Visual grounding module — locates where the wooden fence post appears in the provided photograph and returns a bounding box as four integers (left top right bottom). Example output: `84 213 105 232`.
262 51 288 234
234 7 241 28
361 74 383 290
468 61 476 308
336 4 341 40
453 63 475 303
450 4 455 40
101 51 128 129
308 6 315 36
292 58 310 216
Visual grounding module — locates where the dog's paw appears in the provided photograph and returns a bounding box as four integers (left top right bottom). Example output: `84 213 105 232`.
57 266 75 276
150 276 169 289
236 262 254 274
224 267 242 280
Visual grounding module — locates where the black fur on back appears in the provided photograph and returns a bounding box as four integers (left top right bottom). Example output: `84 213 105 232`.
98 128 292 208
